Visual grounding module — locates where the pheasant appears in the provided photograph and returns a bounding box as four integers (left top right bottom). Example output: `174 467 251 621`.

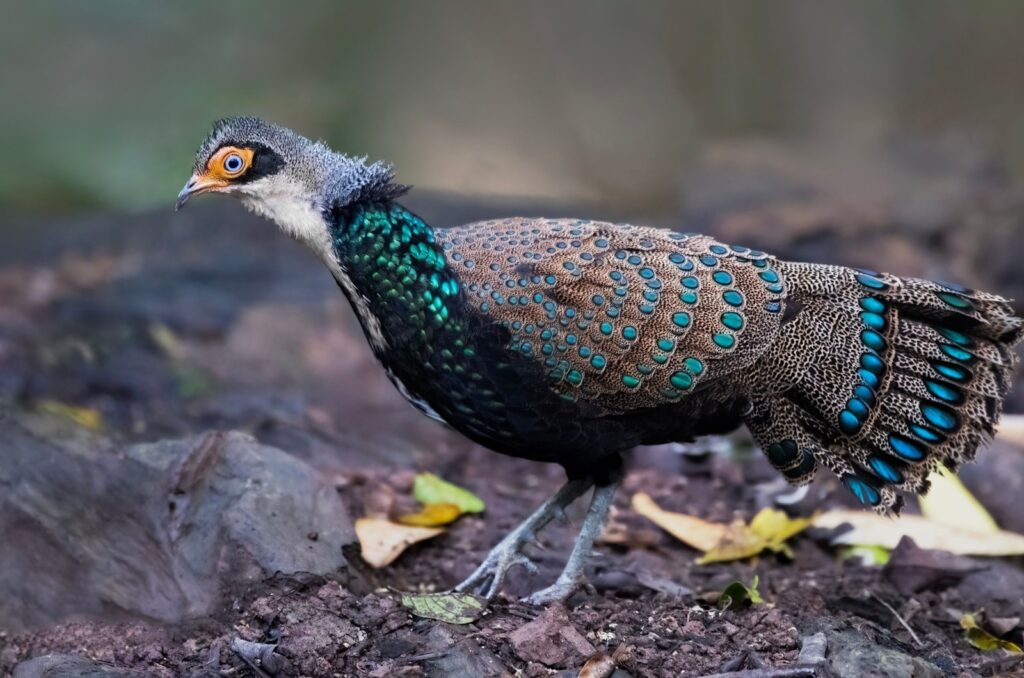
177 117 1023 604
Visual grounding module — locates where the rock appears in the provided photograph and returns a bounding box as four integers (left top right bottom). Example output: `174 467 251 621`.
882 537 981 596
509 604 595 668
13 654 132 678
826 629 943 678
419 624 508 678
0 408 358 633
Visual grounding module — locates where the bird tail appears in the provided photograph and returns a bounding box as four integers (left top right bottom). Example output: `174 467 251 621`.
741 262 1023 513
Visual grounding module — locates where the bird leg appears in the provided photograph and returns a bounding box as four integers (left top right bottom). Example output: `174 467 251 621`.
521 476 621 605
453 477 592 599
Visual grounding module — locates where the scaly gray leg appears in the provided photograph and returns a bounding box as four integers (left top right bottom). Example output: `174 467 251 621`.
453 477 592 599
521 476 621 605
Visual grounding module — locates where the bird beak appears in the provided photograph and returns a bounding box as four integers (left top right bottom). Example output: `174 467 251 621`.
174 174 227 211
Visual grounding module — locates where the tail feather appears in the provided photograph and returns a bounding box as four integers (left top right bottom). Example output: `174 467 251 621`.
741 261 1022 513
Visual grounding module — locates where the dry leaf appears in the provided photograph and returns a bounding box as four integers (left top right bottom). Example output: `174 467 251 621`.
355 517 444 568
996 414 1024 446
813 511 1024 556
413 473 485 514
35 400 104 431
578 651 617 678
697 519 768 564
918 466 998 533
400 591 485 624
397 502 462 527
632 494 811 564
961 613 1023 654
631 493 725 551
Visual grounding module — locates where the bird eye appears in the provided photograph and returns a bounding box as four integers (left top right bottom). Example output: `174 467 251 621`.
223 153 245 174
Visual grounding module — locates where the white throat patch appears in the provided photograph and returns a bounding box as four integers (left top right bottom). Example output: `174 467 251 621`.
236 178 388 352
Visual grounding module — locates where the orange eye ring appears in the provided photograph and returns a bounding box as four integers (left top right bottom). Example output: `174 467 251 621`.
207 146 254 180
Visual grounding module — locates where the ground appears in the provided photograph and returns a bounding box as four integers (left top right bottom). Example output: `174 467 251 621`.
1 139 1023 677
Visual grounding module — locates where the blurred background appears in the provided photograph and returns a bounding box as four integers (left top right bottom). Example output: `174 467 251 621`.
4 0 1024 214
3 3 1024 674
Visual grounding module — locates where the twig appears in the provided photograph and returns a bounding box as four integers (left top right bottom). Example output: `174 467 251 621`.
871 594 924 648
698 667 819 678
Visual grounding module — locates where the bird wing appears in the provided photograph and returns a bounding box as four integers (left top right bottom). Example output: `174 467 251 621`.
438 218 788 413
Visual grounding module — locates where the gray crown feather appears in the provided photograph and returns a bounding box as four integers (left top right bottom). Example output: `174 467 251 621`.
195 116 408 207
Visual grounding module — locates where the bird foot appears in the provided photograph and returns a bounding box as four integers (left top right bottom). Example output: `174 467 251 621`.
520 572 586 605
453 533 539 599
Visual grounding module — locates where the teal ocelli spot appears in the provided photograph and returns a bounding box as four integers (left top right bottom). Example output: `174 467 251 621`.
622 325 638 340
723 290 744 306
931 361 969 382
712 271 733 285
856 273 888 290
713 333 735 349
622 374 641 388
939 344 973 362
935 291 972 310
721 312 744 330
670 371 693 390
888 433 925 460
591 354 607 369
838 410 862 435
684 357 704 374
860 312 886 330
861 330 886 352
925 380 962 404
859 296 886 313
921 402 958 430
844 477 880 506
672 312 691 328
657 337 675 351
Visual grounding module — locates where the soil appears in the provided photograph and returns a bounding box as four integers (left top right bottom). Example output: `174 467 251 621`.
2 138 1024 677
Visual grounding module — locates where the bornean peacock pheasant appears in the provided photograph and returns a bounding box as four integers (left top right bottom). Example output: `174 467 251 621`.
177 117 1023 604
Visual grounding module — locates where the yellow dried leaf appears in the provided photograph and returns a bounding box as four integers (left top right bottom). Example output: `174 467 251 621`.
697 519 767 565
396 502 462 527
750 507 814 546
413 473 485 514
633 494 810 565
961 613 1023 654
36 400 104 431
813 511 1024 556
631 493 726 552
918 466 998 533
355 517 444 568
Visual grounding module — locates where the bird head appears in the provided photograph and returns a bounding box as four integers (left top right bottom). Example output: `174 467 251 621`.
176 117 407 255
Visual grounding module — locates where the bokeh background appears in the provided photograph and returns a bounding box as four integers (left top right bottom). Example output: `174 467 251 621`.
4 0 1024 214
3 4 1024 675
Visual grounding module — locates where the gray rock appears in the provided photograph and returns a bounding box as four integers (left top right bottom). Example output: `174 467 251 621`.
0 408 357 633
13 654 134 678
826 629 942 678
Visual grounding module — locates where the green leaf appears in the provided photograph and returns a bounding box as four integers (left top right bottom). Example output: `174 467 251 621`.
413 473 485 514
839 545 892 566
718 576 764 611
400 591 486 625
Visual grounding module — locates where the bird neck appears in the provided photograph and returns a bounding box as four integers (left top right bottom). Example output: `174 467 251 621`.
328 201 464 355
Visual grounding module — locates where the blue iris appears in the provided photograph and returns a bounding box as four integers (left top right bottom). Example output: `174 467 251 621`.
224 153 244 173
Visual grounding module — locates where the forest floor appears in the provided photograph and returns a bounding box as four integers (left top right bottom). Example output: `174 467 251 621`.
2 138 1023 677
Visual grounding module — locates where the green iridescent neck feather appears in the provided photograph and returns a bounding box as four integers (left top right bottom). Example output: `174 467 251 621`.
330 202 463 337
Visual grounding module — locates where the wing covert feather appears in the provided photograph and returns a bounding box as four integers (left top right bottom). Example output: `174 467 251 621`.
438 218 787 412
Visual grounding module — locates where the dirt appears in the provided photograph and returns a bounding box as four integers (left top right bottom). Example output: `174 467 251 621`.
2 139 1024 677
